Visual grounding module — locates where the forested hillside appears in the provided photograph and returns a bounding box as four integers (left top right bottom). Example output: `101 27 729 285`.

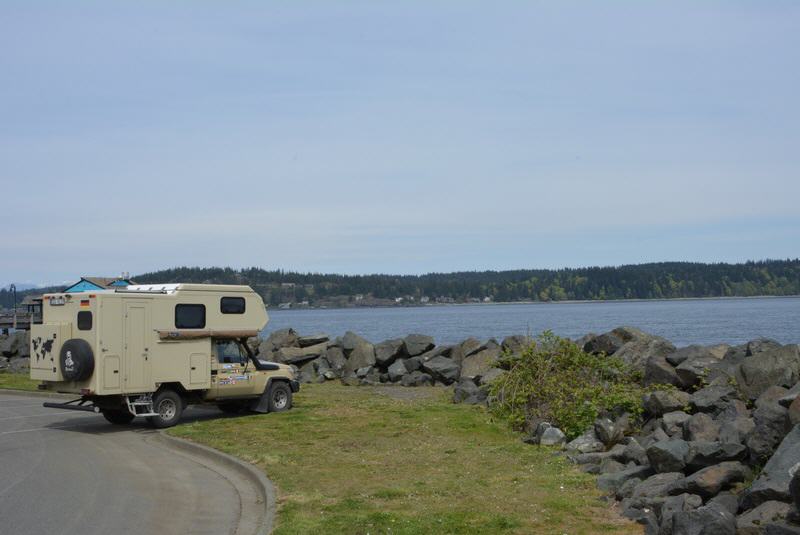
3 260 798 309
137 260 800 306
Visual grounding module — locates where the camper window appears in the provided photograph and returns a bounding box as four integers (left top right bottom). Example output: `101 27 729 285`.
220 297 246 314
175 304 206 329
77 311 92 330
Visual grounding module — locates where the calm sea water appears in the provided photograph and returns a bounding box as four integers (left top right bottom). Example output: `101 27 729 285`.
262 297 800 347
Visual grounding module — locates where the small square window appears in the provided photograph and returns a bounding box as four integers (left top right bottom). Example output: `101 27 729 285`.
175 304 206 329
77 311 92 331
221 297 246 314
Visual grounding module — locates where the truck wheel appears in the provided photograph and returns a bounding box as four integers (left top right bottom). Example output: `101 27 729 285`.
147 389 184 428
268 382 292 412
102 409 135 425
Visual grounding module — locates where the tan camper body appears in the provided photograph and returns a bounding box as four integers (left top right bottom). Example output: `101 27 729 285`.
30 284 298 427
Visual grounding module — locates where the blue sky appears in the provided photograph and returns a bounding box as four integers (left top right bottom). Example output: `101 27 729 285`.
1 1 799 286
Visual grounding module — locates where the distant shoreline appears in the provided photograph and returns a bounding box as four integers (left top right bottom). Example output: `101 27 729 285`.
269 294 800 311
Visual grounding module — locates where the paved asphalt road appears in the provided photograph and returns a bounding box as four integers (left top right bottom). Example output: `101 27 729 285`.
0 393 263 535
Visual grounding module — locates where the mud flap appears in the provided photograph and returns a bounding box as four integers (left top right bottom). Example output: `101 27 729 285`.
249 385 271 414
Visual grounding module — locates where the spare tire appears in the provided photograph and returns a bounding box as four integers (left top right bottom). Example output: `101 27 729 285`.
60 339 94 381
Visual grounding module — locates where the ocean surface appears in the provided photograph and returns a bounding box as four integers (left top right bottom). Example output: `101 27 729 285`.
262 296 800 347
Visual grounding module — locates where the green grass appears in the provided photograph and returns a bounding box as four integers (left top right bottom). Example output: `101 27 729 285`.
0 371 40 391
170 383 640 535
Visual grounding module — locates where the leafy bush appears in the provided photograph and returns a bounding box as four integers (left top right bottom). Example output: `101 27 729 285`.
489 331 645 440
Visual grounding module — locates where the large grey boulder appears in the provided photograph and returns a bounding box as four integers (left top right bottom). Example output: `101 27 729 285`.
583 326 652 355
452 378 487 405
675 461 751 499
631 472 686 501
779 382 800 407
742 426 800 509
747 403 791 463
9 357 30 373
0 331 28 358
758 386 792 409
259 328 299 355
595 414 630 447
400 371 433 387
297 333 329 347
343 342 376 375
667 345 717 367
538 426 567 447
685 441 747 472
684 413 720 442
374 339 404 367
644 353 681 387
324 347 347 375
460 347 501 380
297 359 318 383
736 345 800 401
677 353 724 389
663 411 692 437
597 465 654 493
659 493 704 534
791 462 800 511
790 397 800 427
690 385 739 414
275 342 329 365
449 337 483 363
342 331 370 353
747 338 784 357
669 502 736 535
387 359 408 382
614 333 677 374
644 389 691 417
647 439 690 473
420 356 460 384
718 416 756 446
402 334 435 357
566 430 606 454
737 501 792 535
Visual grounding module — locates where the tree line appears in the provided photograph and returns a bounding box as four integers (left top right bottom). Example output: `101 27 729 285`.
3 259 798 309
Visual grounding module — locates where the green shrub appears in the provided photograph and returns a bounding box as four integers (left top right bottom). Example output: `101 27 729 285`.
489 331 646 440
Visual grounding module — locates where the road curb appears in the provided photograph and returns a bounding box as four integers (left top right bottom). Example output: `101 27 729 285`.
154 431 276 535
0 387 74 399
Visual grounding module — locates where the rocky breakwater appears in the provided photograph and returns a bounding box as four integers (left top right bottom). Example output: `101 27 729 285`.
257 326 800 534
253 328 511 396
557 328 800 535
0 331 30 373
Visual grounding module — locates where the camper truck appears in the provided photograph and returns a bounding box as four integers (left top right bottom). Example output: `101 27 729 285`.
30 284 299 428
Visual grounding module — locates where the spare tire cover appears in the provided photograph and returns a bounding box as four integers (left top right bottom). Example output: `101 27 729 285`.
60 339 94 381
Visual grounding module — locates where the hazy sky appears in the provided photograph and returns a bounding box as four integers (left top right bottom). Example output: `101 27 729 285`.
2 1 799 286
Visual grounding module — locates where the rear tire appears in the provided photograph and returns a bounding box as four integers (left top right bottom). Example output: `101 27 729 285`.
147 389 184 428
268 382 292 412
102 409 135 425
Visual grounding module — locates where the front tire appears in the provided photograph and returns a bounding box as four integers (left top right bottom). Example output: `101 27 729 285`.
102 409 135 425
268 382 292 412
147 389 184 428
